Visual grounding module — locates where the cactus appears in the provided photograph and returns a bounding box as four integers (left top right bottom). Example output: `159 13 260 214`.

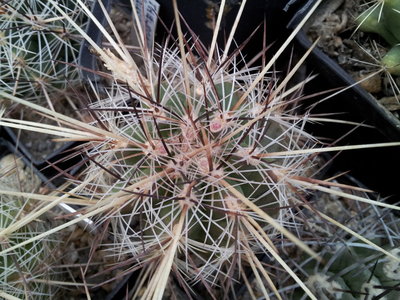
356 0 400 75
298 244 400 300
80 46 317 298
0 0 89 101
284 183 400 300
0 154 55 299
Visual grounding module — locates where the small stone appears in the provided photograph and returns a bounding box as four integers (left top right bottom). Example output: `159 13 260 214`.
379 95 400 111
353 72 382 93
69 227 84 241
0 154 41 192
63 243 79 264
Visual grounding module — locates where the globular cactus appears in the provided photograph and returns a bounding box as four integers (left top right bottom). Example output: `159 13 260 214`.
286 185 400 300
299 244 400 300
0 154 55 299
0 0 89 101
83 45 318 298
356 0 400 75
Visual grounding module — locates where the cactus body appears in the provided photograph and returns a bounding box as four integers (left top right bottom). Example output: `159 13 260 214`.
300 244 400 300
293 204 400 300
382 45 400 75
90 56 309 279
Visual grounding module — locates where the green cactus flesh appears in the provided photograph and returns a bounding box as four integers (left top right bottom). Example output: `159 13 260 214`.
296 242 400 300
381 45 400 75
356 0 400 75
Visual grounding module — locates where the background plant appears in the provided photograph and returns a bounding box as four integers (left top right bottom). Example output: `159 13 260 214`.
275 178 400 299
356 0 400 75
0 153 57 299
0 0 90 106
0 0 92 162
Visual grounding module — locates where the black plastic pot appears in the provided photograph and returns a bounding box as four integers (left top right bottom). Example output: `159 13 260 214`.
1 126 95 232
79 0 112 82
79 0 311 81
282 0 400 201
2 126 84 187
293 30 400 202
0 130 43 178
155 0 303 54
